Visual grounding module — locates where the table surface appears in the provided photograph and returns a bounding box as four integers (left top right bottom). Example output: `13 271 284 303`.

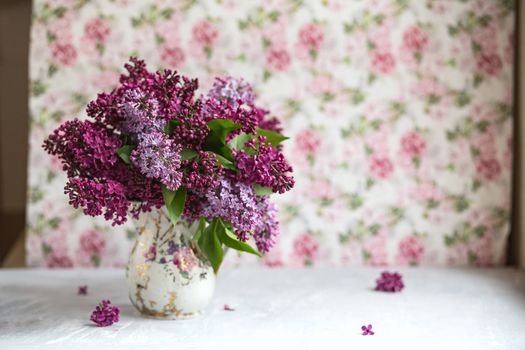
1 267 524 350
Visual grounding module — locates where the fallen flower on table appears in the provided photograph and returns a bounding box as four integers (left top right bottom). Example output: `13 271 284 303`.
90 300 120 327
375 271 404 292
223 304 235 311
361 324 374 335
78 285 88 295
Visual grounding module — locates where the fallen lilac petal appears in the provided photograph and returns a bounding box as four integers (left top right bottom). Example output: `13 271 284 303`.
361 324 374 336
223 304 235 311
78 285 88 295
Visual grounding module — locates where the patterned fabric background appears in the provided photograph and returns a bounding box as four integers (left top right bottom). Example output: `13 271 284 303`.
27 0 515 268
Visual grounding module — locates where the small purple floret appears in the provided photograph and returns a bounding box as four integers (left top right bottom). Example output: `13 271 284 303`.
90 300 120 327
78 285 88 295
375 271 404 292
361 324 374 335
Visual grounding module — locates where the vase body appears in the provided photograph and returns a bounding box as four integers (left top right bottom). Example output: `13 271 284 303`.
126 207 215 319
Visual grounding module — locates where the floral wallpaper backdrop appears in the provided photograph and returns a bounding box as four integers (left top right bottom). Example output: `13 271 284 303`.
27 0 514 268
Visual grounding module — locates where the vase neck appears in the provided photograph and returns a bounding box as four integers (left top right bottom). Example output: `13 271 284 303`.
136 207 195 245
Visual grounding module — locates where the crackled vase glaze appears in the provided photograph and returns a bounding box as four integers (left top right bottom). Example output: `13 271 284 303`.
126 207 215 319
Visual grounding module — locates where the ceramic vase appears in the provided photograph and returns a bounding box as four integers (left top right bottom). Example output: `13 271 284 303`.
126 207 215 319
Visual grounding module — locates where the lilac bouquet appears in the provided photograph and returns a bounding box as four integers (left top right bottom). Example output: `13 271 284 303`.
43 58 294 272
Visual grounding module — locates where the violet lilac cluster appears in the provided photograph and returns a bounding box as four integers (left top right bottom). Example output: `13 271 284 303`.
90 300 120 327
375 271 405 292
130 132 182 191
235 136 295 194
207 76 256 108
184 175 279 252
43 58 294 254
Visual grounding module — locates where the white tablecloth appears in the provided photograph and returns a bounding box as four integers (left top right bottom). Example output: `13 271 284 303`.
1 268 524 349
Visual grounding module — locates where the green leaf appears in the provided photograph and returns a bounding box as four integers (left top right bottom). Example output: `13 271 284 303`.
256 128 288 147
228 132 255 150
161 186 187 226
203 138 235 162
203 119 242 159
218 221 261 257
207 119 242 144
253 184 273 196
197 219 224 273
215 153 236 170
180 149 198 161
192 218 206 241
116 145 135 165
164 120 180 135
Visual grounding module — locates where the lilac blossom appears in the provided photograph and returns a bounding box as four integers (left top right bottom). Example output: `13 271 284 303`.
252 196 279 253
375 271 404 292
203 97 259 135
200 176 260 239
206 77 282 133
119 88 163 136
90 300 120 327
130 132 182 191
208 76 256 108
253 106 283 133
65 178 129 225
185 176 279 253
43 119 122 178
235 136 295 194
78 285 88 295
43 58 293 259
361 324 374 336
182 151 221 191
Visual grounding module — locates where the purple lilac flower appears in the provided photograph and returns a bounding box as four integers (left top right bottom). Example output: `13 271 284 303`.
375 271 404 292
43 58 294 239
200 176 260 238
203 97 259 135
90 300 120 327
182 151 221 191
252 196 279 253
130 132 182 191
119 88 163 136
65 178 129 225
208 76 256 108
87 58 199 131
234 136 295 194
361 324 374 335
253 106 282 133
43 119 122 178
78 285 88 295
43 117 166 225
206 77 283 134
184 176 279 252
169 99 212 149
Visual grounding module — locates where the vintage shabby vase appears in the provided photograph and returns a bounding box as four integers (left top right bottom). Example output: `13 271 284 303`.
126 207 215 319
